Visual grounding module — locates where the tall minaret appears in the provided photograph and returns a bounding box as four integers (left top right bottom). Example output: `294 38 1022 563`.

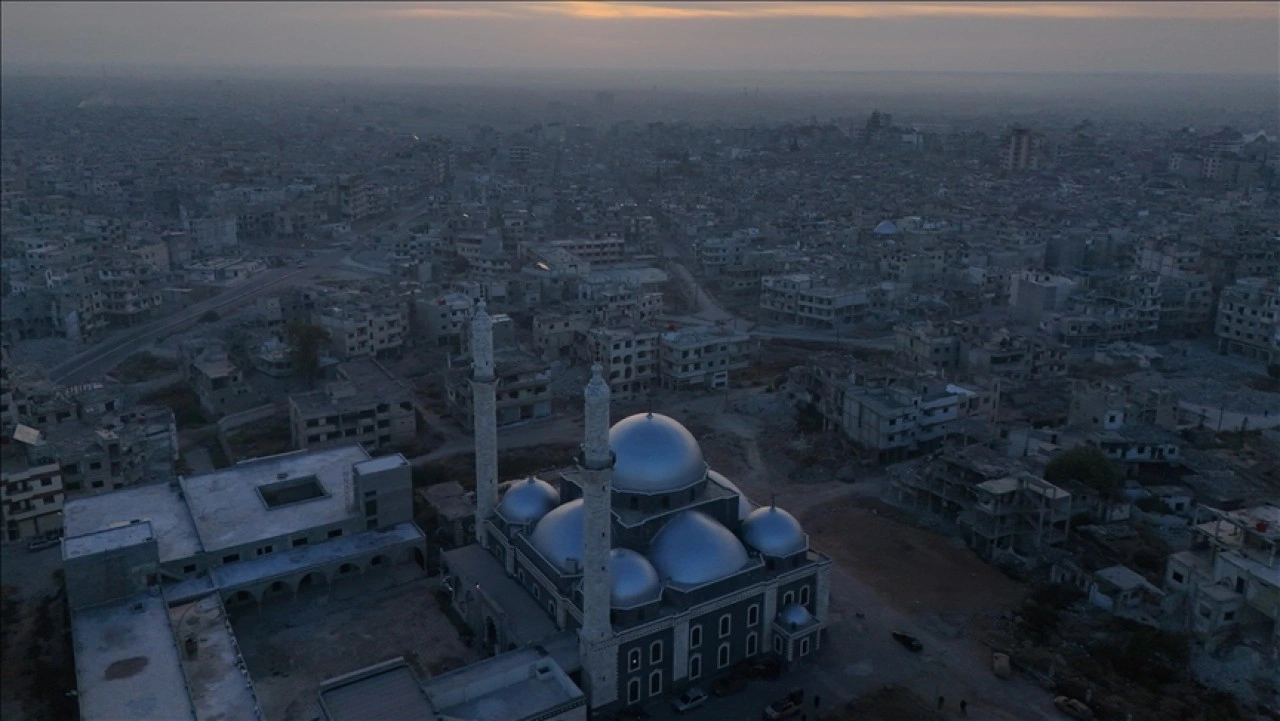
471 299 497 548
579 363 617 707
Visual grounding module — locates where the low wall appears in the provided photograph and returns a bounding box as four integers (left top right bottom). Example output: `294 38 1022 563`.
1178 402 1280 432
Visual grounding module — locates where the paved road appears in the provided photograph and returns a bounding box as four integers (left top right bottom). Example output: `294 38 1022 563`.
50 197 439 385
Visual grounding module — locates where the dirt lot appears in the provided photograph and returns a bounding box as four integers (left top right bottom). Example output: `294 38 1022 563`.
234 567 478 721
803 496 1027 617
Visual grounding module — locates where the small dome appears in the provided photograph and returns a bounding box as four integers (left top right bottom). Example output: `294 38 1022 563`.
610 549 662 608
497 477 560 525
529 499 584 572
874 220 899 235
707 470 754 521
610 413 706 493
649 511 749 586
740 506 806 557
778 603 815 628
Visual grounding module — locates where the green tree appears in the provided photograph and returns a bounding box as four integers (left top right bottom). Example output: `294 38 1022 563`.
285 322 329 383
1043 445 1122 497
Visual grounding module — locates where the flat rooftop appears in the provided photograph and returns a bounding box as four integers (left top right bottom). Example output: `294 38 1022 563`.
319 660 435 721
423 647 584 721
180 446 369 553
63 482 203 563
169 595 262 720
63 521 156 560
72 593 197 721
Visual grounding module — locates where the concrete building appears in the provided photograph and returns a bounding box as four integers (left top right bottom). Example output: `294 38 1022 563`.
759 274 866 330
1215 276 1280 364
892 446 1073 561
445 349 553 427
1 458 64 542
1163 504 1278 643
658 325 753 391
1002 127 1043 171
1009 271 1077 324
419 291 474 350
315 300 409 361
185 343 259 417
580 327 661 400
288 360 418 453
63 446 424 721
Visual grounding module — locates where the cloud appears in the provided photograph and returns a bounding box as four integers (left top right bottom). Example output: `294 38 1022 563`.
513 1 1277 22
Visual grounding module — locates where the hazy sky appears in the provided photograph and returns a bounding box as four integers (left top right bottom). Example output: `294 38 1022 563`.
2 2 1277 75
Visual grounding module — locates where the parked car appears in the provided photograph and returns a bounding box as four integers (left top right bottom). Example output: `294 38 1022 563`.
891 631 924 652
762 689 805 720
745 660 783 680
1053 696 1095 720
671 687 708 714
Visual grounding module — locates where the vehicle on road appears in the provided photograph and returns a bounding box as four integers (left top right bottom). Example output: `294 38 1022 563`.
891 631 924 651
671 687 708 713
1053 696 1095 720
762 689 805 720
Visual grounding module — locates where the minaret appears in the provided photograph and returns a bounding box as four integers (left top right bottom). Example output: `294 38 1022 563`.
471 299 498 548
579 363 618 707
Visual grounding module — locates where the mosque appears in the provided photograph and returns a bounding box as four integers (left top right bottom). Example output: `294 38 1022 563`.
442 302 832 715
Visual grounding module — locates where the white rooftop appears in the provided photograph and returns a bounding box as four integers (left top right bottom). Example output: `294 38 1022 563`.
63 521 156 560
180 446 369 553
168 595 262 720
354 454 409 476
63 482 203 563
72 593 197 721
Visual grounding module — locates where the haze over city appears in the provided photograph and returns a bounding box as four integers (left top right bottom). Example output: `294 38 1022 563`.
1 3 1278 721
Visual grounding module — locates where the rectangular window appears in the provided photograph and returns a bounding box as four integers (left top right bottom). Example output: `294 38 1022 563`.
293 537 309 547
222 554 240 564
1171 571 1184 584
327 529 343 539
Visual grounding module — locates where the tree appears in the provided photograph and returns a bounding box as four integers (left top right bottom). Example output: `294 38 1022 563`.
795 402 824 434
1043 445 1122 497
285 322 329 383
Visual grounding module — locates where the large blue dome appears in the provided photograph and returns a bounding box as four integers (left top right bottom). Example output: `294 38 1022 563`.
610 549 662 608
529 499 584 573
609 413 706 493
648 511 749 586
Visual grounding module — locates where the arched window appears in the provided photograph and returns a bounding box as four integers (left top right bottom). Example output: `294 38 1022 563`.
773 636 783 653
627 678 641 704
799 637 810 656
649 670 662 697
650 640 663 664
799 585 811 606
746 632 758 657
689 653 702 680
747 604 760 626
689 624 702 649
717 642 730 669
782 591 794 606
628 648 641 671
718 613 731 637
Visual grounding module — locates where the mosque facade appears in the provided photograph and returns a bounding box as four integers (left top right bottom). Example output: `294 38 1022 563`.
444 302 832 715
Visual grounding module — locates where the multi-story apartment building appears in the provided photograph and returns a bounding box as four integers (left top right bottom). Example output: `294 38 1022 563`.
1215 276 1280 364
759 275 866 330
695 236 748 276
289 360 418 453
1135 239 1202 279
1001 127 1043 171
185 343 259 417
548 236 626 264
895 321 1066 381
579 283 663 328
533 313 592 361
1009 271 1077 324
419 292 474 349
1164 504 1278 643
445 350 552 426
316 300 409 360
96 264 164 327
1 460 64 543
579 327 661 400
657 325 752 391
